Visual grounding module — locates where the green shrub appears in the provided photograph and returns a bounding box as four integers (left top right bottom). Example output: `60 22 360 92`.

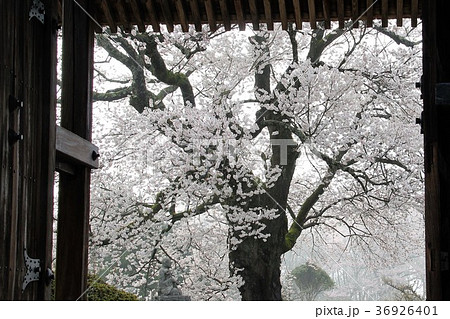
51 274 139 301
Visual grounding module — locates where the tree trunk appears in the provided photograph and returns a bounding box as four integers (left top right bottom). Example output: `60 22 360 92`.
229 195 288 300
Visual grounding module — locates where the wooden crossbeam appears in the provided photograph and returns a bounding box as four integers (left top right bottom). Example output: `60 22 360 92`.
56 126 99 169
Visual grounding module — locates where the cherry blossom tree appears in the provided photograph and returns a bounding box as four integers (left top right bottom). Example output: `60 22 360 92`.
88 21 423 300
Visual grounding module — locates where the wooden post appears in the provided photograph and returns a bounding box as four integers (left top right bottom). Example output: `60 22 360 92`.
55 0 94 300
423 0 450 300
1 0 57 300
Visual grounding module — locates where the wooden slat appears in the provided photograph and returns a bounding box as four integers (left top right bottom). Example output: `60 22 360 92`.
337 0 345 29
307 0 316 29
278 0 288 30
234 0 246 31
116 0 132 32
190 0 202 31
159 0 174 32
219 0 231 31
249 0 260 30
145 0 160 32
56 126 99 169
352 0 358 26
382 0 388 27
366 0 374 27
397 0 403 26
130 0 146 32
262 0 273 30
249 0 259 30
100 0 117 33
292 0 302 30
205 0 217 32
411 0 418 27
175 0 189 32
322 0 330 29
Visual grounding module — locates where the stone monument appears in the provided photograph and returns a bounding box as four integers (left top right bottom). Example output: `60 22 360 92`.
156 257 190 301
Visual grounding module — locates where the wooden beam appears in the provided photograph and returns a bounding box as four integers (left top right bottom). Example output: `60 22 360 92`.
205 0 217 32
249 0 259 30
116 0 132 33
262 0 273 31
234 0 246 31
278 0 287 30
382 0 388 27
56 125 99 169
159 0 174 32
100 0 117 33
411 0 418 27
366 0 374 28
435 83 450 105
337 0 345 29
307 0 316 29
129 0 146 32
145 0 160 32
293 0 302 30
190 0 202 31
322 0 330 29
56 0 94 301
352 0 359 27
219 0 231 31
397 0 403 26
175 0 189 32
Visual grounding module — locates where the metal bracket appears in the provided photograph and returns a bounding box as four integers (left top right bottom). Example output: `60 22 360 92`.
29 0 45 24
22 249 41 293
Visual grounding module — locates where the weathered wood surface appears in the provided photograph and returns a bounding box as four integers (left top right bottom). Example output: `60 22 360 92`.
435 83 450 106
56 0 422 33
55 0 94 301
423 0 450 301
56 125 99 169
1 0 57 300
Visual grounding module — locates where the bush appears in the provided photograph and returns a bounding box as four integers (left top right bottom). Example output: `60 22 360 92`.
51 274 139 301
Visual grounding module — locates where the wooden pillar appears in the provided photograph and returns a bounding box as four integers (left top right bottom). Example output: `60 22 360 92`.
55 0 94 300
423 0 450 300
1 0 57 300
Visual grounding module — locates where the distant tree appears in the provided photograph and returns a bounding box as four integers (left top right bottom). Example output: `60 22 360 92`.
292 263 334 300
383 277 424 301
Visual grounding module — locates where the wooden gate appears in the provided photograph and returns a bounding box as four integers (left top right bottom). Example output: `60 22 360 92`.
0 0 57 300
